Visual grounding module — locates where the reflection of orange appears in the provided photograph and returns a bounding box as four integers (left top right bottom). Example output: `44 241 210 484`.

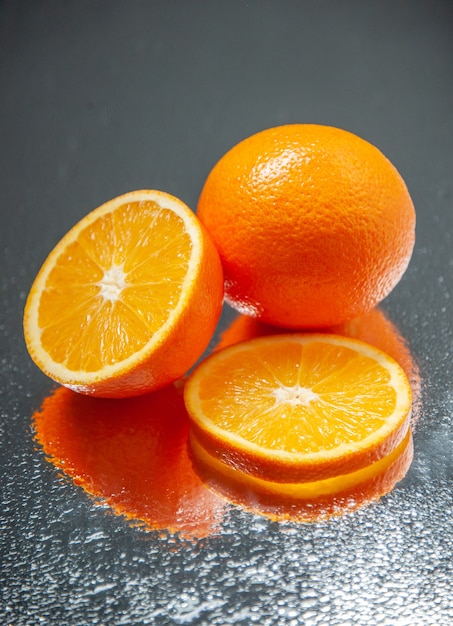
33 383 225 539
215 306 421 426
190 428 413 523
32 305 420 536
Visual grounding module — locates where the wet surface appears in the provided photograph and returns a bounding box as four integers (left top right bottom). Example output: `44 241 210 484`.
1 1 452 624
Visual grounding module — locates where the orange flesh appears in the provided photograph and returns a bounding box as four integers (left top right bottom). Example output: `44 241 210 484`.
196 339 400 455
38 201 192 371
214 307 422 429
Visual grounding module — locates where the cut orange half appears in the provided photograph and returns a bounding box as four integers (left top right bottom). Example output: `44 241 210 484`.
24 190 224 397
184 334 412 482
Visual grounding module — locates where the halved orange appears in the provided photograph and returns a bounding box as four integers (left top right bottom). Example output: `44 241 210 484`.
24 190 224 397
184 334 412 483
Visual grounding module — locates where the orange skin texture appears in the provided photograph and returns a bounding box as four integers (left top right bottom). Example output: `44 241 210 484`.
197 124 416 328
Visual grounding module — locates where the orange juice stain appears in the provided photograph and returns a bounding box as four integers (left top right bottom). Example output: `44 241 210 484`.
33 382 225 539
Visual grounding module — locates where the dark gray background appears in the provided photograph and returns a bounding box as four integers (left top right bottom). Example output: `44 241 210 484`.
1 1 452 624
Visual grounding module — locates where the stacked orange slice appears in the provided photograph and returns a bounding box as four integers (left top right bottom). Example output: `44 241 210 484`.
184 334 412 499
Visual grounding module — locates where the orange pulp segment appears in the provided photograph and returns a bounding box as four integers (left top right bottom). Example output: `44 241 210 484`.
184 334 412 482
24 190 224 397
213 307 422 428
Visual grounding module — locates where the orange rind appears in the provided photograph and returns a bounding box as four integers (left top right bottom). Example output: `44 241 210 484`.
24 190 224 397
184 334 412 483
190 428 413 522
197 124 415 327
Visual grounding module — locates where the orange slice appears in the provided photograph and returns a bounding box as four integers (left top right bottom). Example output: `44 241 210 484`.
184 334 412 482
190 429 413 521
213 308 422 428
24 190 224 397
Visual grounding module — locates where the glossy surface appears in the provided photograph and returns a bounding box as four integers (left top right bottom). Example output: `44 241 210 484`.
1 2 452 624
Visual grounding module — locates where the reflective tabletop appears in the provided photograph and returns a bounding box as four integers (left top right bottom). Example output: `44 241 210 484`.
1 2 452 624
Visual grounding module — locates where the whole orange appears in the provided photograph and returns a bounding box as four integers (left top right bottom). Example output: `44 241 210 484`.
197 124 416 328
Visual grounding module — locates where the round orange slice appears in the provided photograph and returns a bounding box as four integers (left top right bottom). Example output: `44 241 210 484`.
189 429 413 521
24 190 224 397
184 334 412 482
